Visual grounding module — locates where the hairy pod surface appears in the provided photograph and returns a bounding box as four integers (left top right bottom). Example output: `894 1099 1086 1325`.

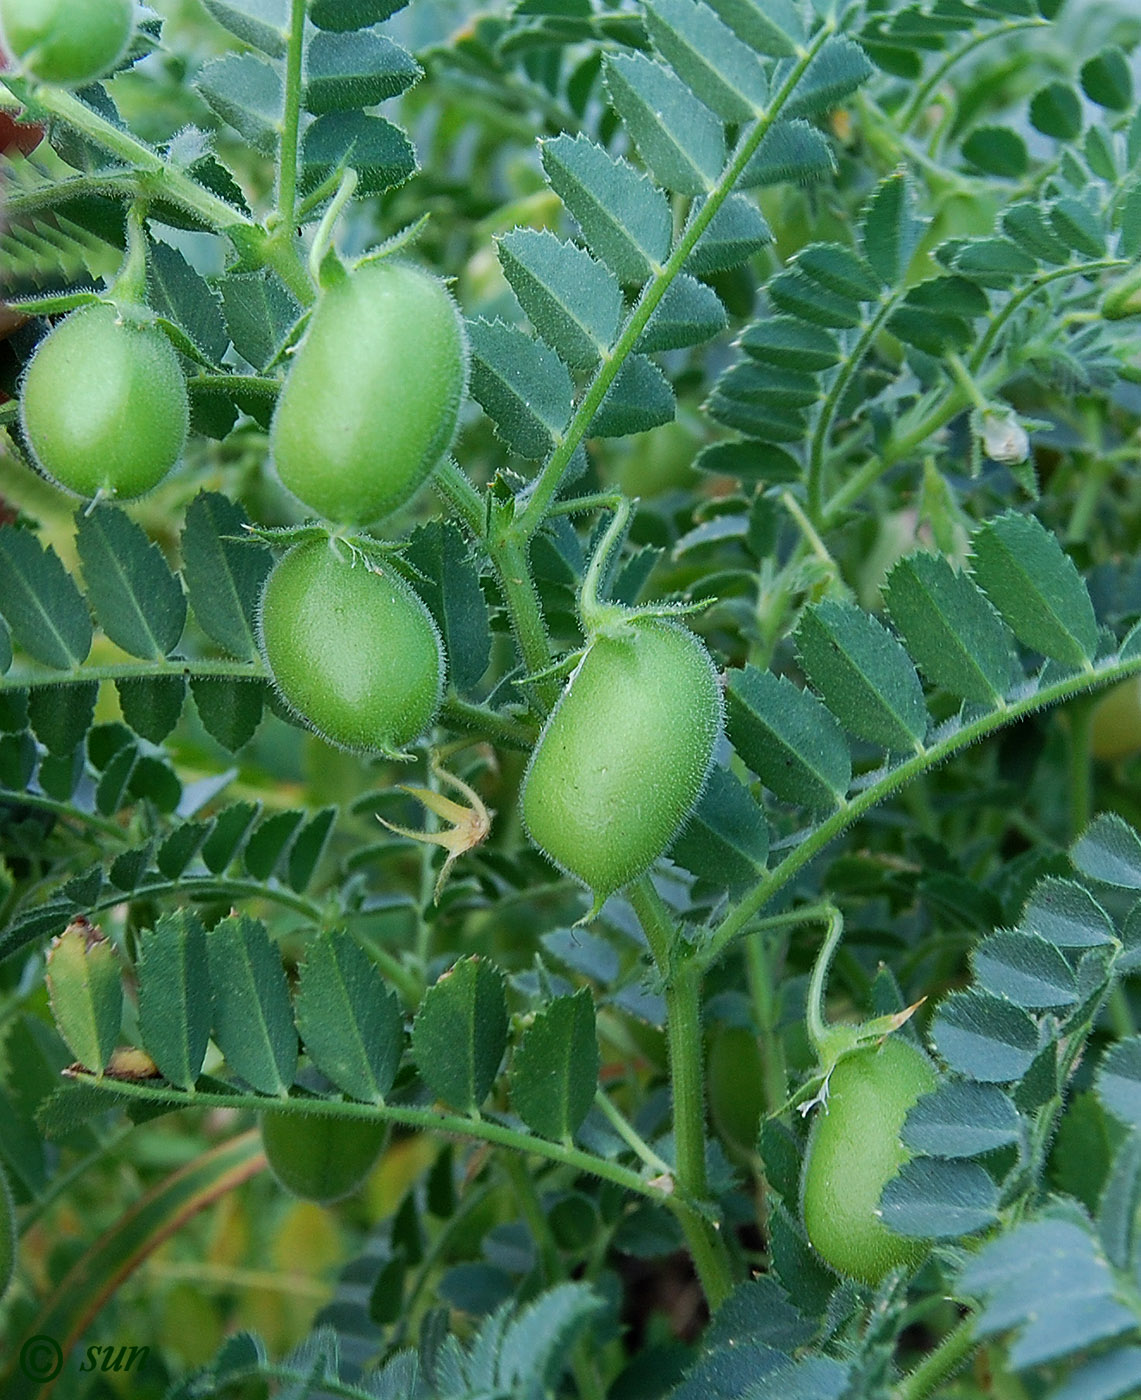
521 617 722 904
259 539 444 755
801 1036 937 1285
260 1113 388 1204
0 0 135 86
20 302 188 500
270 260 468 526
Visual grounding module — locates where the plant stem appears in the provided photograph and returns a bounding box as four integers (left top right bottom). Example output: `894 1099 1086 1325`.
894 1313 977 1400
489 531 560 712
276 0 308 235
627 878 735 1309
7 80 251 232
1067 694 1094 840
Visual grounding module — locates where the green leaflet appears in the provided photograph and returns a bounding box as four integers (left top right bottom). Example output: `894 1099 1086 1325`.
136 911 211 1091
930 990 1039 1083
0 527 92 670
668 763 769 889
497 228 622 370
860 171 926 286
970 512 1098 668
540 134 672 285
883 551 1018 703
180 491 272 662
510 989 598 1141
603 51 724 196
411 956 508 1114
725 666 850 811
467 317 574 458
795 599 928 754
296 931 403 1105
644 0 768 123
195 53 283 157
45 921 122 1076
76 505 187 660
303 29 421 115
206 913 297 1096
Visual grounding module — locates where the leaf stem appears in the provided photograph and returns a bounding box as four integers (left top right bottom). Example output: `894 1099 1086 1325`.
893 1313 977 1400
513 19 838 540
628 877 735 1309
697 650 1141 974
276 0 308 234
61 1072 678 1206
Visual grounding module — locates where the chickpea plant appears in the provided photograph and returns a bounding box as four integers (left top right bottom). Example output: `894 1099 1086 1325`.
1 1 1141 1398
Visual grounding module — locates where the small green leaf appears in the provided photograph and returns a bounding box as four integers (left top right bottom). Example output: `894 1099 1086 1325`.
1049 198 1105 259
962 126 1028 178
28 682 98 756
201 0 288 56
725 666 851 810
510 989 598 1140
403 522 492 695
1029 82 1083 139
972 931 1077 1010
739 316 840 371
148 239 230 366
218 271 302 372
589 355 675 437
880 1158 999 1239
191 677 265 751
636 274 727 353
860 171 925 286
467 317 573 459
497 229 622 369
1019 876 1114 947
686 194 772 275
196 52 283 154
1081 46 1133 111
300 112 417 198
0 527 92 670
1001 203 1071 264
1072 813 1141 889
77 505 187 659
411 956 507 1113
309 0 406 29
244 808 306 881
883 552 1018 703
540 134 672 286
644 0 768 123
738 118 835 188
703 0 801 55
604 51 724 196
781 36 873 120
296 931 404 1104
970 512 1098 667
902 1081 1019 1158
930 990 1038 1083
136 911 211 1090
181 491 272 661
304 29 420 115
1097 1038 1141 1130
46 920 123 1076
668 764 768 889
796 600 928 753
207 912 297 1096
201 801 261 873
116 676 187 744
